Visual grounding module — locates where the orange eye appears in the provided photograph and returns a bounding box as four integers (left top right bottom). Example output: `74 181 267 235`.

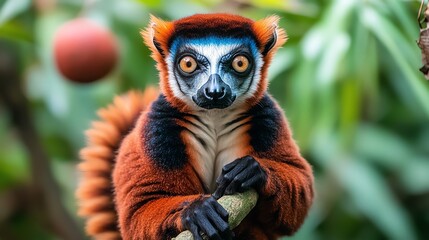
232 55 249 73
179 56 197 73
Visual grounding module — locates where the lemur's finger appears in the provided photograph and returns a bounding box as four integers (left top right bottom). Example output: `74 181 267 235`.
188 223 202 240
210 198 229 221
224 170 252 194
213 184 227 199
195 211 221 240
221 159 240 173
240 176 260 190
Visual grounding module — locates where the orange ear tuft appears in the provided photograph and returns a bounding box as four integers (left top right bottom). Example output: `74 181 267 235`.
141 15 187 110
141 15 175 62
246 16 287 104
253 15 287 55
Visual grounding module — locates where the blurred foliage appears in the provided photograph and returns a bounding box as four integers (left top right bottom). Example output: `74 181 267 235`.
0 0 428 239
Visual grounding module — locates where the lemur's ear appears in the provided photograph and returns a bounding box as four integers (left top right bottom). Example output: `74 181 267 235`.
253 15 287 56
262 30 277 56
141 15 174 59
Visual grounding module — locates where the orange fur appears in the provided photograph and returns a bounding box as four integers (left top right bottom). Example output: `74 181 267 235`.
110 93 313 239
222 100 313 239
78 14 312 240
76 87 158 239
180 128 205 186
142 13 287 111
248 15 288 105
112 118 206 238
141 16 180 110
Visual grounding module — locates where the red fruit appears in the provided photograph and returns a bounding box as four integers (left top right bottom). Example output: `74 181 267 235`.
53 18 118 83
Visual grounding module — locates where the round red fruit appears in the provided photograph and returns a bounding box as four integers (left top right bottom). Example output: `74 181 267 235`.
53 18 118 83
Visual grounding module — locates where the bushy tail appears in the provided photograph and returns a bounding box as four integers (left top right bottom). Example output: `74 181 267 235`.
76 88 159 239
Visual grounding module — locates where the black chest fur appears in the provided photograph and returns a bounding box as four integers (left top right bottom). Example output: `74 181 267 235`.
142 94 281 170
142 95 188 170
247 94 281 153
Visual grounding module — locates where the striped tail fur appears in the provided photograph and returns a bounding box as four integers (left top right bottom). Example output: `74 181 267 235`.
76 88 159 239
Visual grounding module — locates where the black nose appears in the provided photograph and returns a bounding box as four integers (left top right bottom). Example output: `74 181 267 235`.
204 74 226 100
193 74 235 109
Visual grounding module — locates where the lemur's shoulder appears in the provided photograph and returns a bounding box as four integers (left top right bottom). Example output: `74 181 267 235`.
246 94 284 152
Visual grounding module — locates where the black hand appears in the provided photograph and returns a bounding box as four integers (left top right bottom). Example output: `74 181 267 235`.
182 196 233 240
213 155 267 199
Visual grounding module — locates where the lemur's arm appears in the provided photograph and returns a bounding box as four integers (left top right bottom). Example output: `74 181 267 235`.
113 114 232 240
254 152 313 235
113 133 196 239
214 95 314 236
214 156 312 236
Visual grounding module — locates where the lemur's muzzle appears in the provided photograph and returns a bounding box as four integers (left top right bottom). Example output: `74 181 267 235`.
193 74 235 109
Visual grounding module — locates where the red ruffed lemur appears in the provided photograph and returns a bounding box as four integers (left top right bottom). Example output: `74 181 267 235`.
76 13 314 240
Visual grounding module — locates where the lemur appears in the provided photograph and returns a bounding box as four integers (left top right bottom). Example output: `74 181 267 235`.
76 14 314 240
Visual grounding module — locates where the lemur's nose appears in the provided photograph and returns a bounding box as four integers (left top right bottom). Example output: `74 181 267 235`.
193 73 234 109
204 74 226 100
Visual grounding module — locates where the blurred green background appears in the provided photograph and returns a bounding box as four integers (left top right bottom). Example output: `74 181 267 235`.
1 0 429 239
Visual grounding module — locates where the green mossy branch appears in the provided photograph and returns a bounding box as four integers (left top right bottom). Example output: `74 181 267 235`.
173 190 258 240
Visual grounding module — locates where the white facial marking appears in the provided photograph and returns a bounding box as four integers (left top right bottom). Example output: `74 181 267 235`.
167 41 263 110
165 39 266 190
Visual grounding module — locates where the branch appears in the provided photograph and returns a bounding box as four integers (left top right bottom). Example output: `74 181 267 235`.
173 190 258 240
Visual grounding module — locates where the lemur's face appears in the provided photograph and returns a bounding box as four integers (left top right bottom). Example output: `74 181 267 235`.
167 37 263 110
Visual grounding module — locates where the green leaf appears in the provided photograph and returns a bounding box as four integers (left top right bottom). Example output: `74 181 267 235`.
268 47 295 81
0 20 33 42
0 136 29 188
0 0 31 25
362 7 429 118
136 0 163 8
378 0 417 41
399 156 429 194
315 31 350 85
354 124 412 170
338 160 417 240
250 0 286 10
